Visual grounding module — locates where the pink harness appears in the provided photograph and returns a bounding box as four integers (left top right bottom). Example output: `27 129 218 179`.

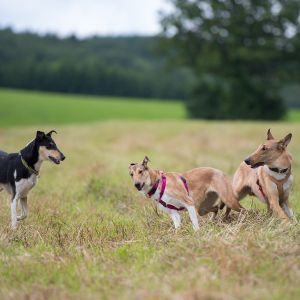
147 173 189 211
256 179 268 201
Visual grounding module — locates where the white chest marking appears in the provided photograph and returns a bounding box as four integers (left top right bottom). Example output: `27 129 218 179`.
15 174 38 197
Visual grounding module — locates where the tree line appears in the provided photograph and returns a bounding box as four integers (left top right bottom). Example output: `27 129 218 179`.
1 0 300 120
0 28 193 100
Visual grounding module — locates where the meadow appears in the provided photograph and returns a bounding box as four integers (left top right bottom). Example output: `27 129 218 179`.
0 88 299 127
0 89 185 127
0 89 299 300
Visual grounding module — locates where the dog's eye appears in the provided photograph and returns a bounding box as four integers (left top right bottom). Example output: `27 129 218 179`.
138 170 143 174
261 145 267 151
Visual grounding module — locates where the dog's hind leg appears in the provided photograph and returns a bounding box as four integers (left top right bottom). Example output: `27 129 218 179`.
223 206 231 222
210 205 219 221
17 197 28 221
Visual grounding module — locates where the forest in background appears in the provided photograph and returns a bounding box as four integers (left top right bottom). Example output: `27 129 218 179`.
0 25 299 111
0 28 194 100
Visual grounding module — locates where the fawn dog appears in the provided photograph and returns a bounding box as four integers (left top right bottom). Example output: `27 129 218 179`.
231 129 294 220
129 156 243 230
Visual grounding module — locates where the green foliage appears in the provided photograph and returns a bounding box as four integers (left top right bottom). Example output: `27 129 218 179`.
160 0 300 120
0 28 194 99
0 88 186 127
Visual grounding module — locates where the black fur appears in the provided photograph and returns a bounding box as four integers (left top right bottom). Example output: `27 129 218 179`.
0 130 65 198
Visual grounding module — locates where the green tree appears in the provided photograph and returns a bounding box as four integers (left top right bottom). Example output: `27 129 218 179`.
160 0 300 119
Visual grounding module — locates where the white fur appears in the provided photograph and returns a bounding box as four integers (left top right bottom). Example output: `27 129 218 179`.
169 210 181 229
11 196 18 229
10 173 38 228
185 205 200 231
283 175 293 197
145 188 199 231
282 203 294 219
15 174 37 198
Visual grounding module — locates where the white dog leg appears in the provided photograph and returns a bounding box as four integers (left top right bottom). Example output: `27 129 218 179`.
169 210 181 229
282 202 296 222
17 197 28 221
11 196 18 229
186 205 200 231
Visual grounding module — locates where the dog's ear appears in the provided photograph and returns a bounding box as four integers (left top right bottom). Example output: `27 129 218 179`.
36 130 45 141
278 133 292 150
46 130 57 137
129 163 136 169
267 128 274 140
142 156 150 168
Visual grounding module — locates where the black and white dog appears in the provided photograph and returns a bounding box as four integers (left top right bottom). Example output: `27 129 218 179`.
0 130 65 228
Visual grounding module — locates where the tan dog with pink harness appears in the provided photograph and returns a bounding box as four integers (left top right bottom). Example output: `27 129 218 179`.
129 156 243 230
230 129 294 221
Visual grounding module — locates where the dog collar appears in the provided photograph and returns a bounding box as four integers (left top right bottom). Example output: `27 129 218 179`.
268 167 289 174
19 154 39 176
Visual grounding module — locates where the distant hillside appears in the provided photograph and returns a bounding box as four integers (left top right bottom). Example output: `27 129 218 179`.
0 28 194 100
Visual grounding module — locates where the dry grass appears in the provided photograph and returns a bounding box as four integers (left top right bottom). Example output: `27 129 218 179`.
0 121 299 300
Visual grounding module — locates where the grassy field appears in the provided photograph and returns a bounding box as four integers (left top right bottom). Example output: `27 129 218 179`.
287 109 300 122
0 88 186 127
1 88 300 127
0 121 299 300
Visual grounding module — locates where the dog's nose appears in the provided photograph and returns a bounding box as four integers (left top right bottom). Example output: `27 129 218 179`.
244 158 251 165
135 183 141 190
61 153 66 161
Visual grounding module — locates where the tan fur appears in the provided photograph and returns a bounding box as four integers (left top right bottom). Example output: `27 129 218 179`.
39 146 61 161
129 157 242 219
232 129 293 220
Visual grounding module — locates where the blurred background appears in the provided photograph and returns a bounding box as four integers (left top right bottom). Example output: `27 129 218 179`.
0 0 300 126
1 2 300 299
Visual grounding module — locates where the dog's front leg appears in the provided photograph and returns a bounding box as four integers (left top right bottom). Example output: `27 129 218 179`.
11 195 18 229
186 205 200 231
169 210 181 229
268 196 289 220
17 197 28 221
281 200 296 222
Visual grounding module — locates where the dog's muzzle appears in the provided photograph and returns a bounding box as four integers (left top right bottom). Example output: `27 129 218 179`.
244 158 264 169
135 182 144 191
49 153 65 164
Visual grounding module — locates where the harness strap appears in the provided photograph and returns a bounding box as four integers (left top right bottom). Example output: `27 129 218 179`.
147 180 159 197
159 174 166 200
180 176 189 195
256 179 267 201
147 173 185 211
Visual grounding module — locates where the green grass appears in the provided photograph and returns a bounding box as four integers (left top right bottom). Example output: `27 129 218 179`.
0 88 186 127
0 122 299 299
286 109 300 122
